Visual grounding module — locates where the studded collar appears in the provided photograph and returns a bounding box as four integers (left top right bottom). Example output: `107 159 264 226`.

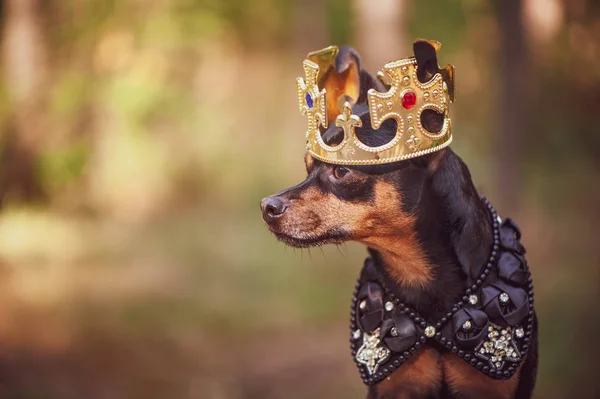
349 198 535 385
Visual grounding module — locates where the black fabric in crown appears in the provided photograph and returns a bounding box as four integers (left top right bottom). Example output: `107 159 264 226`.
349 200 535 386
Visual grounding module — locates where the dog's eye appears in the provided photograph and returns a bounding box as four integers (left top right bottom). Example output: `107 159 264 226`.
333 166 349 180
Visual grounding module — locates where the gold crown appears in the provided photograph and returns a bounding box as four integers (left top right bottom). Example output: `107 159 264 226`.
297 42 455 165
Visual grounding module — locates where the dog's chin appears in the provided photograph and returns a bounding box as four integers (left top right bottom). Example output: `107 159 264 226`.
271 230 349 248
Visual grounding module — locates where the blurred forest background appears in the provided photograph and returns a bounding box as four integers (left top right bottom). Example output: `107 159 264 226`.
0 0 598 398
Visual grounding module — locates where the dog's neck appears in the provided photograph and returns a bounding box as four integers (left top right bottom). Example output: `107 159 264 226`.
368 149 493 319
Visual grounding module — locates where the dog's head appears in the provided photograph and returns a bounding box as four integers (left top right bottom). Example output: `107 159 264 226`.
261 41 448 252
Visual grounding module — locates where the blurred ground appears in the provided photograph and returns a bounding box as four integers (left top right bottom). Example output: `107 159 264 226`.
0 0 599 398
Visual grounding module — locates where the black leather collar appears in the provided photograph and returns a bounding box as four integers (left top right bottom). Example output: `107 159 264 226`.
349 198 535 385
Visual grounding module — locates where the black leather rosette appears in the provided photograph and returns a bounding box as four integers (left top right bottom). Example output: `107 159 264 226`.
361 258 380 281
358 282 384 332
449 307 490 349
481 280 529 326
497 251 528 286
380 313 418 352
499 218 525 254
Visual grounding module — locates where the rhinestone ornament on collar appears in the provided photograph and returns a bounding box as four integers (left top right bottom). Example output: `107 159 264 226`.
349 198 535 385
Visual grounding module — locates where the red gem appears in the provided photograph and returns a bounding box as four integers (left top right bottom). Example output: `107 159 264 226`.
401 91 417 109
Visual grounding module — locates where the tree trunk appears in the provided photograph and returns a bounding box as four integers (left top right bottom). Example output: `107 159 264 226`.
0 0 47 202
352 0 407 72
291 0 327 57
493 0 529 212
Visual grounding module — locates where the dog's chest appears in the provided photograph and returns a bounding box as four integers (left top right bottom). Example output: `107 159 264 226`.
350 207 534 392
373 350 520 398
373 346 442 397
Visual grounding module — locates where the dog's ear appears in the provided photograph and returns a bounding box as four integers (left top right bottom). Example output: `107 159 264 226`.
413 39 455 102
413 39 441 83
413 39 455 133
314 46 384 123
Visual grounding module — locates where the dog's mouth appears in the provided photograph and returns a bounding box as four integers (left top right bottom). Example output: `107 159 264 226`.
271 230 349 248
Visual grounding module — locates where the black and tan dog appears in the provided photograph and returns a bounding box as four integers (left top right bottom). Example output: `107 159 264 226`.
260 41 537 399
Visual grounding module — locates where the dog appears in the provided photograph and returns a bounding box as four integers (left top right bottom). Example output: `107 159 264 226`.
260 40 538 399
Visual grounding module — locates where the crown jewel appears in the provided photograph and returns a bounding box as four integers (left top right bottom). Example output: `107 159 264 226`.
297 41 455 165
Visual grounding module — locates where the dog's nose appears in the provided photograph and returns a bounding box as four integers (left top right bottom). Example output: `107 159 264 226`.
261 196 287 222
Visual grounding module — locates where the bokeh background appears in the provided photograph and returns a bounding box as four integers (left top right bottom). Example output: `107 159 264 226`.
0 0 598 398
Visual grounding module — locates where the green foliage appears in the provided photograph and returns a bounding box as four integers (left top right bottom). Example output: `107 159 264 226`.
50 72 91 118
36 143 88 193
409 0 469 53
327 0 354 45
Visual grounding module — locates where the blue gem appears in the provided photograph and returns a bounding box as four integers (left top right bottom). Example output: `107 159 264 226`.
305 93 313 109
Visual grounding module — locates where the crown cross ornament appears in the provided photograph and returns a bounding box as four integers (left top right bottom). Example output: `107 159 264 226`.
297 60 327 143
296 41 455 165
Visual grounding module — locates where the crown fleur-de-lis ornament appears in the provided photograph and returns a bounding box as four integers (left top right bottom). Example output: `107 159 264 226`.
336 101 362 135
297 60 327 141
318 101 362 156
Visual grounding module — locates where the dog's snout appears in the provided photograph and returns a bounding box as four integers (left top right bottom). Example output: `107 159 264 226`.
261 196 288 223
